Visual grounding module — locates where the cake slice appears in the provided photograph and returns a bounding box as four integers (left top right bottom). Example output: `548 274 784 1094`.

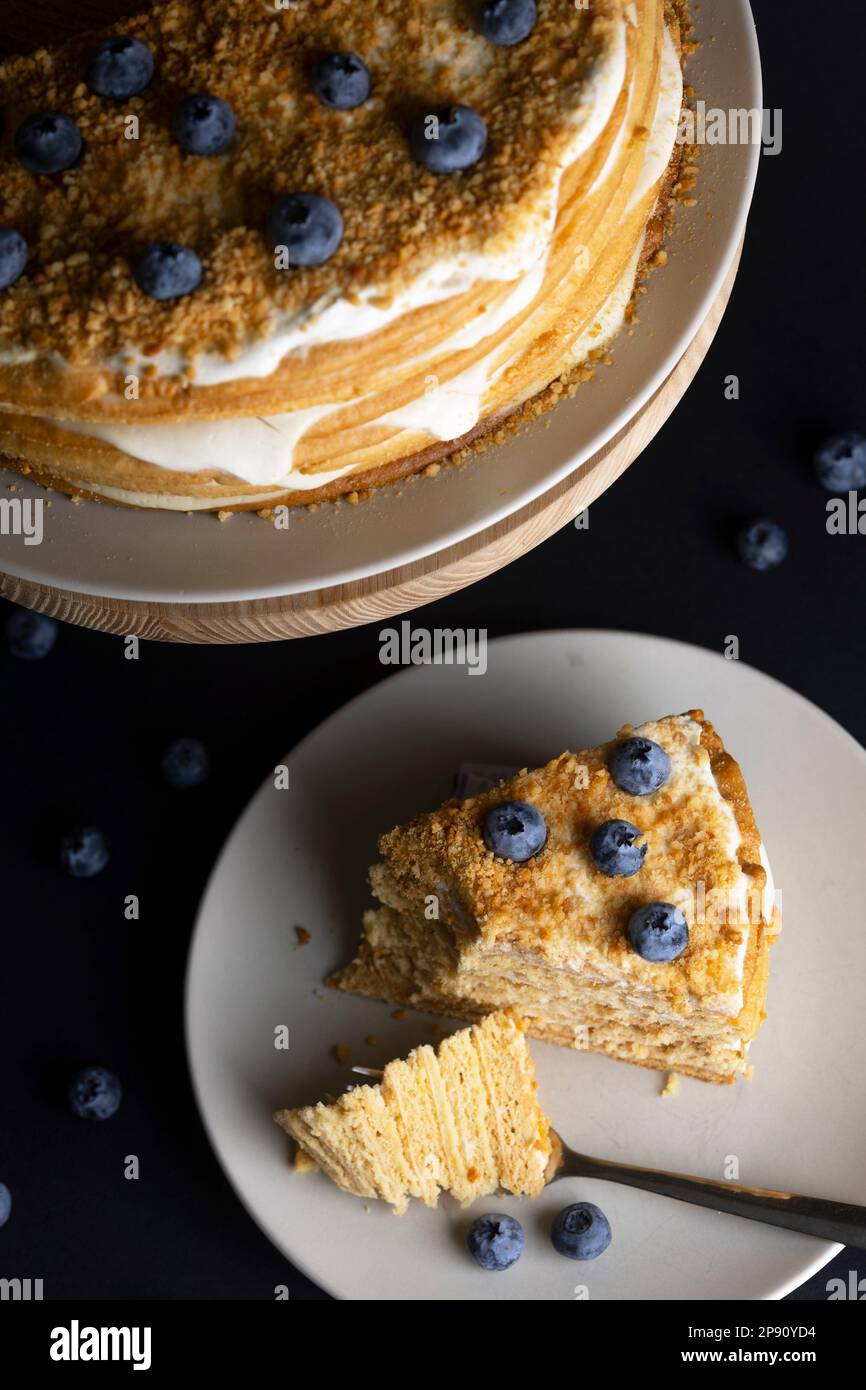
274 1011 551 1213
331 712 781 1085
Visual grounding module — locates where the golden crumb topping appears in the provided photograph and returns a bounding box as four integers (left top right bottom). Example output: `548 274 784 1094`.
378 713 770 1011
0 0 626 365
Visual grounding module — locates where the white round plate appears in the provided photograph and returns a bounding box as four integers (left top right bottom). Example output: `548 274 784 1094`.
0 0 761 603
185 630 865 1301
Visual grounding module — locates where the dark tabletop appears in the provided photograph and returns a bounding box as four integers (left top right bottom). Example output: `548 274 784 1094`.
1 0 864 1301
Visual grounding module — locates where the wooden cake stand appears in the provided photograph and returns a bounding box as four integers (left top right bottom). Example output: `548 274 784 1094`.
0 251 738 643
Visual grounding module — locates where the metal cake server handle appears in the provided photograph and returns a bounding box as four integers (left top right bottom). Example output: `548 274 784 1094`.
547 1130 866 1248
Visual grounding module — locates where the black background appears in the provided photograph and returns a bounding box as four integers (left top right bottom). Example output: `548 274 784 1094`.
1 0 864 1301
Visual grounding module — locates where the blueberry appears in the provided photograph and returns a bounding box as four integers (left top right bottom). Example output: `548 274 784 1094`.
609 737 670 796
312 52 371 110
86 36 154 100
466 1213 524 1270
172 94 236 156
68 1066 122 1120
161 736 209 789
5 608 57 660
479 0 538 46
0 1183 11 1227
483 800 547 862
409 105 487 173
269 193 344 267
589 819 647 878
551 1202 612 1260
60 826 110 879
814 432 866 492
736 519 788 572
134 241 202 300
14 111 82 176
627 902 689 963
0 228 28 290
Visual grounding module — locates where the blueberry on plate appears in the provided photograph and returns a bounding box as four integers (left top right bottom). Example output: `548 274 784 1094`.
312 52 371 109
409 104 487 173
608 736 670 796
627 902 689 963
483 800 547 862
589 819 647 878
68 1067 122 1120
5 608 57 659
736 519 788 572
60 826 110 879
814 431 866 492
0 229 28 291
161 736 210 789
551 1202 611 1260
479 0 538 46
269 193 344 268
172 94 236 155
0 1183 11 1228
86 36 154 100
14 111 82 176
134 241 203 301
466 1213 524 1270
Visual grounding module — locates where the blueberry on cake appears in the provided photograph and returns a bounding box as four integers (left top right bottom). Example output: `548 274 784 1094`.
331 713 781 1085
274 1010 552 1212
0 0 692 512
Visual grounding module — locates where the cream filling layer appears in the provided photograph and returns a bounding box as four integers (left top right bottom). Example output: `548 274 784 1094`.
57 246 639 505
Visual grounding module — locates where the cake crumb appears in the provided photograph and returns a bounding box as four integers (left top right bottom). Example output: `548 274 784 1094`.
294 925 311 947
391 1009 409 1021
293 1146 318 1174
334 1043 351 1065
365 1033 381 1047
661 1072 680 1099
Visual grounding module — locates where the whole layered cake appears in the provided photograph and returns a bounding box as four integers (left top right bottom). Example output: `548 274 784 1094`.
0 0 690 512
332 713 782 1085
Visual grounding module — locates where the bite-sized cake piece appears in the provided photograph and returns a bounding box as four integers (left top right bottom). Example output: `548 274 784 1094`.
274 1011 551 1213
331 712 781 1085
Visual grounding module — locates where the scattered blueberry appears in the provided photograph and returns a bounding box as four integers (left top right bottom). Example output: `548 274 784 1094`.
269 193 344 267
609 737 670 796
161 736 210 789
589 819 647 878
172 94 236 155
479 0 538 46
312 52 371 109
551 1202 612 1260
409 104 487 173
0 1183 11 1228
814 431 866 492
14 111 82 176
466 1213 524 1270
0 228 28 290
5 608 57 660
736 519 788 572
60 826 110 879
627 902 689 963
483 800 547 862
68 1066 122 1121
86 36 154 100
134 241 203 300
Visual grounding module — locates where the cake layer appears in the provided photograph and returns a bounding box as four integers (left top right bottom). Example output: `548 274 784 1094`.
274 1010 552 1212
0 0 693 508
331 712 781 1084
